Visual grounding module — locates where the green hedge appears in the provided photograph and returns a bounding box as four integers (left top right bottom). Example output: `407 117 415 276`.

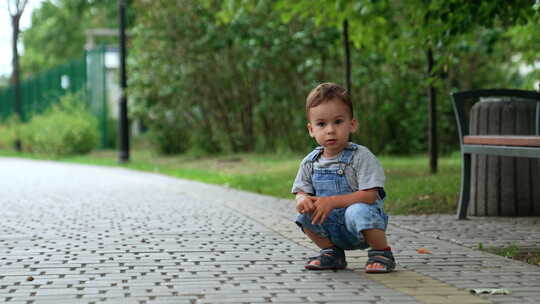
5 93 100 156
0 116 18 150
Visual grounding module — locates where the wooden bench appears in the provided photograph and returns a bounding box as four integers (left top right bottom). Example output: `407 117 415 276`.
452 89 540 219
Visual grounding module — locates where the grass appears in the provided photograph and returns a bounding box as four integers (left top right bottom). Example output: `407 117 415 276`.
0 147 461 215
479 243 540 266
379 155 460 214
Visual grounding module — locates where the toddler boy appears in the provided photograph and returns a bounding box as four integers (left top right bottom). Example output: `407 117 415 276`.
292 82 395 273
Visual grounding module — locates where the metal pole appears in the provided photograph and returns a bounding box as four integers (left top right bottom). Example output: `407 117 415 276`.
118 0 130 163
11 13 22 151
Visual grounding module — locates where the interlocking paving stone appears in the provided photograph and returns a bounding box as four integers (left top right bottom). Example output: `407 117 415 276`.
2 157 540 303
212 184 539 303
1 158 419 304
390 215 540 251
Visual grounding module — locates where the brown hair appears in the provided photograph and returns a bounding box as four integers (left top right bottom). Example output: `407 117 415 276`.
305 82 353 119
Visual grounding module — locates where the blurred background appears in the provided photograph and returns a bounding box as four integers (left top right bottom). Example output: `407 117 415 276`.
1 0 539 157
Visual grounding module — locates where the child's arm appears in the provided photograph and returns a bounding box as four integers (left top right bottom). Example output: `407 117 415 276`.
311 188 380 224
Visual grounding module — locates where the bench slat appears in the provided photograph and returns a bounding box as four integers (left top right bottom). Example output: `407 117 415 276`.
463 144 540 158
463 135 540 147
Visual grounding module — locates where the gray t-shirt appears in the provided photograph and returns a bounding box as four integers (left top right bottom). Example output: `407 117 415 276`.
291 144 385 195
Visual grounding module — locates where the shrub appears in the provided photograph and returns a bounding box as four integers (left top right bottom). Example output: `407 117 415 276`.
105 118 118 149
20 93 99 156
149 121 189 155
0 116 20 150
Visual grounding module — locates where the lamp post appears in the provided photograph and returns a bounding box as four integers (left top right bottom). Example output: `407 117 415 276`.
118 0 129 163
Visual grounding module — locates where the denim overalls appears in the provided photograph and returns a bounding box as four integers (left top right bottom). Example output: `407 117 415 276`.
295 144 389 250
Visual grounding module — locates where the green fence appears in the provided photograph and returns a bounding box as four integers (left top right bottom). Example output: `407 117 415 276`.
0 45 110 148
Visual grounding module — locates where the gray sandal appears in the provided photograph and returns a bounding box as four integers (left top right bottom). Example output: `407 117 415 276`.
305 247 347 270
365 249 395 273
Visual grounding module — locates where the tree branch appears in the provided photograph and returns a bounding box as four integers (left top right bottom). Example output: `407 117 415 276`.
7 0 29 17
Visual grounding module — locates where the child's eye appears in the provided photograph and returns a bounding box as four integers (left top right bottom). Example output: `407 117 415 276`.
316 122 325 127
335 119 344 124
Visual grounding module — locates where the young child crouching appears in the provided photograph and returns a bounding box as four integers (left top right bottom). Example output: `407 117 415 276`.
292 82 395 273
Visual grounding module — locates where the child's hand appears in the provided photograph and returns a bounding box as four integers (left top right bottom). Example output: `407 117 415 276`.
311 196 336 225
296 194 316 214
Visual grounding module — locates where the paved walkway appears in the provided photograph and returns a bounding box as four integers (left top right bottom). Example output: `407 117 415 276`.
0 157 539 304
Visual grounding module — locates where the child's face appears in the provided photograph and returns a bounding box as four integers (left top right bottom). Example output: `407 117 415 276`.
307 99 357 158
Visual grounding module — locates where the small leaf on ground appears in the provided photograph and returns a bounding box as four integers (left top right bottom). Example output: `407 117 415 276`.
417 247 432 254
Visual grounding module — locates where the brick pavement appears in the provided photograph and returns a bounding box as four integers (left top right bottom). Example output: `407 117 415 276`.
1 157 539 303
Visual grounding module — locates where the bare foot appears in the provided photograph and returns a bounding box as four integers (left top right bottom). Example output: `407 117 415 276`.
307 259 321 267
365 262 386 271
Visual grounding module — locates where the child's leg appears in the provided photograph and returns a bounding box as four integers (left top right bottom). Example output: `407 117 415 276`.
362 228 389 249
303 228 339 268
362 228 391 271
296 212 338 250
344 203 395 272
296 213 347 270
304 228 334 249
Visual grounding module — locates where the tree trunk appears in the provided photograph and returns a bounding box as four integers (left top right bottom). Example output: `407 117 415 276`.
426 46 438 174
208 68 238 152
243 82 255 152
320 52 326 81
342 19 351 97
239 91 254 152
238 56 256 152
11 14 22 151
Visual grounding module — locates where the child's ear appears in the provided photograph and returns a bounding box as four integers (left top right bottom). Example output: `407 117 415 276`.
351 118 358 133
307 123 315 137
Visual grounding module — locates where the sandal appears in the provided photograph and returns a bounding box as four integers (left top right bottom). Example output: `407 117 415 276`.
365 249 396 273
305 247 347 270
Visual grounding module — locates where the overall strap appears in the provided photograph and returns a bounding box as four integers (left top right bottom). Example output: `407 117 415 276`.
338 143 358 164
306 146 324 162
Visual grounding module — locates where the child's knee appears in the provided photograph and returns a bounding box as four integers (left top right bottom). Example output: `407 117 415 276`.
345 203 372 220
295 213 312 228
295 213 326 237
345 203 387 233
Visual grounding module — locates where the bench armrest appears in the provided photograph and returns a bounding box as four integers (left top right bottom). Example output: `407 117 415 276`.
451 89 540 143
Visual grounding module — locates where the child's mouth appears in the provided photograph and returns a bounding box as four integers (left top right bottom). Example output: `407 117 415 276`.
326 139 337 145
